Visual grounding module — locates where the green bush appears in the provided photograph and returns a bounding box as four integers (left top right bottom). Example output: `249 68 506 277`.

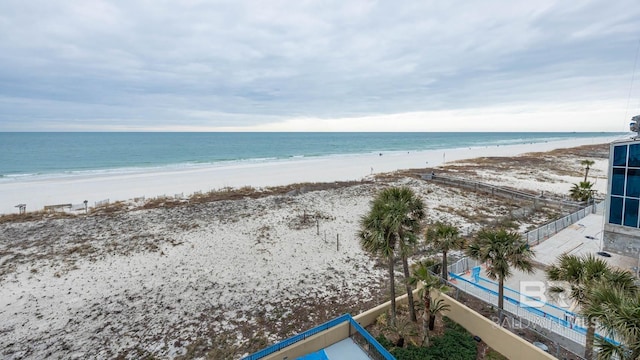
375 335 394 349
377 317 476 360
427 329 476 360
390 345 435 360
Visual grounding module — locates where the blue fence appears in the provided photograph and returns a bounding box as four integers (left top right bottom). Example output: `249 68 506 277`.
242 313 395 360
474 274 578 322
449 273 583 329
350 316 396 360
449 272 618 345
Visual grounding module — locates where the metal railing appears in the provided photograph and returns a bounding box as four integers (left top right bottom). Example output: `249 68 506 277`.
447 201 605 276
441 201 609 356
423 174 585 209
444 279 586 359
449 272 586 345
350 316 395 360
448 272 617 349
523 201 604 246
242 313 394 360
447 257 482 276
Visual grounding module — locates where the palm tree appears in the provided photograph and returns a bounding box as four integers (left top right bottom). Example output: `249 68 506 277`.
408 260 449 346
581 159 595 182
425 222 465 280
383 316 417 348
428 298 450 332
466 229 535 312
569 181 595 202
584 282 640 359
360 202 398 325
546 253 637 360
359 186 425 324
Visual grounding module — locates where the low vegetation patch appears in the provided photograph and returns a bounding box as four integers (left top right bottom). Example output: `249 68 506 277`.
376 317 477 360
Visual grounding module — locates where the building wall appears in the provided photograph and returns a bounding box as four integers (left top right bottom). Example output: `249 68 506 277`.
603 223 640 256
262 291 416 360
262 322 350 360
437 291 555 360
604 140 640 256
603 140 640 257
263 288 554 360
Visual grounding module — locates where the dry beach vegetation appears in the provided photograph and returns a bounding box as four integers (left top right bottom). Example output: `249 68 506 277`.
0 144 608 359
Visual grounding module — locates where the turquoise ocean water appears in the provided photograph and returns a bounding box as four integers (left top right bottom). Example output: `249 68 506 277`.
0 132 623 181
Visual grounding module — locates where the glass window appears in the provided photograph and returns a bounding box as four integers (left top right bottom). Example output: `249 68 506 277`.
613 145 628 166
630 144 640 167
609 196 623 225
627 169 640 197
612 168 626 196
624 198 639 227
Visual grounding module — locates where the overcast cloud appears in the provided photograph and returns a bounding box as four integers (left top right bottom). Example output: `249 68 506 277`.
1 0 639 131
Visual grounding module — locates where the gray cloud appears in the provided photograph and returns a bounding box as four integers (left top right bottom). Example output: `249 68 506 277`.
1 0 639 131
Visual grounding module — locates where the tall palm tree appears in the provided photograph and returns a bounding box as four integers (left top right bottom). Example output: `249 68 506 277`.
425 222 465 280
408 260 449 346
359 186 425 324
546 253 637 360
360 203 398 325
382 187 425 323
466 229 535 312
584 282 640 360
581 159 595 182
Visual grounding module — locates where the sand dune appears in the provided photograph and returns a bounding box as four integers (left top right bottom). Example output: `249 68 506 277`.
0 138 613 359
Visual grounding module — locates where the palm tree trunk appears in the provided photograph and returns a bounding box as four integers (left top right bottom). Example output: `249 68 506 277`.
442 250 448 280
388 253 397 326
584 320 595 360
498 276 504 310
402 254 417 322
584 166 589 183
423 291 431 346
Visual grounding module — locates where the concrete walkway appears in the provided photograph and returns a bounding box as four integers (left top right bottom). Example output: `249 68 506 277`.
449 212 639 356
533 213 638 271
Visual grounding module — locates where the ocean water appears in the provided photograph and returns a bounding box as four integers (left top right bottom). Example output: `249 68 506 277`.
0 132 623 181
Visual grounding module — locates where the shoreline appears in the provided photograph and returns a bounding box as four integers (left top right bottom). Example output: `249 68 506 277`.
0 135 623 215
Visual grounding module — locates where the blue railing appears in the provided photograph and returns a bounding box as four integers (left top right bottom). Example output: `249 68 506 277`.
450 272 578 327
449 272 619 345
242 313 394 360
475 274 577 319
348 315 395 360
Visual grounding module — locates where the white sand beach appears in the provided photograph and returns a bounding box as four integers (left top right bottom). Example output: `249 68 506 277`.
0 136 621 215
0 136 621 359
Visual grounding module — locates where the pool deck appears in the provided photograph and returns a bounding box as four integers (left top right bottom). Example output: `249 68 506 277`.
458 213 638 308
450 212 639 354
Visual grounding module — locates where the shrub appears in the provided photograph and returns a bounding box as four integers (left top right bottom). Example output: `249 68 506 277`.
377 317 476 360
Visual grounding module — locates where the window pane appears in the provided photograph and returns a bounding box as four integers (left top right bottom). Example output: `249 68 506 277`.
614 145 628 166
609 196 623 225
612 168 626 196
624 198 639 227
627 169 640 197
630 144 640 167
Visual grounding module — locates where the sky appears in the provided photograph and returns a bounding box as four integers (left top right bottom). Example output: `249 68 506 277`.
1 1 640 132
